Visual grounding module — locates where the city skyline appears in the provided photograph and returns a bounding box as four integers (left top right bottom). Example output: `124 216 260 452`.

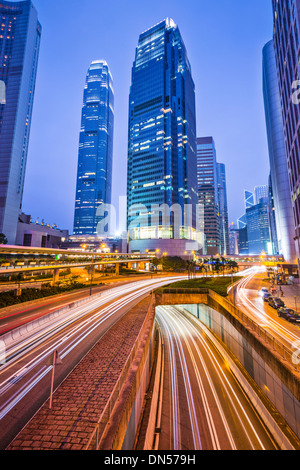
1 1 300 454
20 0 273 233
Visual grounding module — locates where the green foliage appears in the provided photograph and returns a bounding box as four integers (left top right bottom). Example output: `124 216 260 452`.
0 281 104 309
160 277 242 297
0 233 8 245
161 256 187 272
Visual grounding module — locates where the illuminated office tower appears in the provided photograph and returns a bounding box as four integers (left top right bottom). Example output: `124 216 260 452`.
74 60 114 235
272 1 300 266
246 197 272 255
126 19 199 256
217 163 230 255
263 36 297 264
254 185 269 204
197 137 221 256
0 0 41 244
244 190 255 209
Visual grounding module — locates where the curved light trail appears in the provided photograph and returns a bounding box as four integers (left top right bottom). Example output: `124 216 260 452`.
235 268 300 350
0 276 185 428
155 305 278 450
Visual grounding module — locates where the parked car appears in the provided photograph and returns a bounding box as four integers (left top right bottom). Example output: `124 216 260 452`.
278 308 300 323
268 296 285 309
263 292 271 302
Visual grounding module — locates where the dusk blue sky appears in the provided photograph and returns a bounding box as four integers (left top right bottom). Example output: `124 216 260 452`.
21 0 274 233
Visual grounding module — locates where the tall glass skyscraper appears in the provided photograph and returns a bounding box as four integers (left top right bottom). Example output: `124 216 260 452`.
217 163 230 256
237 185 273 256
127 19 199 255
73 60 114 235
262 39 296 263
197 137 221 256
272 0 300 267
246 198 272 255
0 0 41 244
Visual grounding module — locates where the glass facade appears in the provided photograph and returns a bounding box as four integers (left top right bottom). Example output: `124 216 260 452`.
217 163 230 255
127 19 198 242
197 137 221 255
237 186 273 256
73 60 114 235
244 190 255 209
263 39 296 263
246 198 272 255
0 0 41 244
272 0 300 266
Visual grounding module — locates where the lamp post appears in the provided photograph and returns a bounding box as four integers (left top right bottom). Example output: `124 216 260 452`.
90 247 95 296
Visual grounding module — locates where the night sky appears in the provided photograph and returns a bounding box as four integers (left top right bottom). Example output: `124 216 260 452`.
20 0 273 233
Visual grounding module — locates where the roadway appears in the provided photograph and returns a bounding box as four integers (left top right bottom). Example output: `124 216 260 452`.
1 267 297 450
0 275 185 449
155 305 278 450
234 267 300 354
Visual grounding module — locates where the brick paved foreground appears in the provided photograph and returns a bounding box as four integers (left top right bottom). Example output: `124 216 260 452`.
7 297 151 450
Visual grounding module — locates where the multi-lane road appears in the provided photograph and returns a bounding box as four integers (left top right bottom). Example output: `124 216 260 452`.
0 268 298 450
234 267 300 354
0 276 185 449
155 305 279 450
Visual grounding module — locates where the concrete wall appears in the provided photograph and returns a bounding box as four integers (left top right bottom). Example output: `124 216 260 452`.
182 303 300 440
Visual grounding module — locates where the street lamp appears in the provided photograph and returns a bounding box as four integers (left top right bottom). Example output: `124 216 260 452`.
89 247 95 296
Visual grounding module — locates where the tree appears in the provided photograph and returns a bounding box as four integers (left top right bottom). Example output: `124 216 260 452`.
162 256 187 272
151 257 160 271
0 233 7 245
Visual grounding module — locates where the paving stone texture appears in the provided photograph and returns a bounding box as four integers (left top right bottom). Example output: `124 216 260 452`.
7 297 150 450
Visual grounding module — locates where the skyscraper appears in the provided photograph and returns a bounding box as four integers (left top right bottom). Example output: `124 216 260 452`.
246 197 272 255
272 1 300 267
73 60 114 236
127 19 199 256
217 163 230 255
254 185 269 204
237 185 273 256
197 137 221 256
244 190 255 209
263 36 298 264
0 0 41 244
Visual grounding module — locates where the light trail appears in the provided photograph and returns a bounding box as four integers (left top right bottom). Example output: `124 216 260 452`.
156 305 278 450
0 276 185 423
235 268 300 348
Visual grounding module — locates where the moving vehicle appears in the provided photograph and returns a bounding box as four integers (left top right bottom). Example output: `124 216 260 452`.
268 296 285 309
278 307 300 323
258 287 269 297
